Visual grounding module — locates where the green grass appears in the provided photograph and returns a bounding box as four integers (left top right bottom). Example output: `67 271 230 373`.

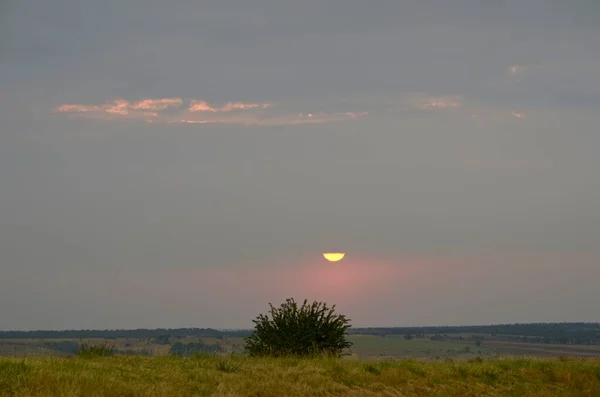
0 355 599 396
6 335 598 360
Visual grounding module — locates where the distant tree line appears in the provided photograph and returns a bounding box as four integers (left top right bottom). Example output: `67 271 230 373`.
349 323 600 345
0 328 252 340
2 323 599 346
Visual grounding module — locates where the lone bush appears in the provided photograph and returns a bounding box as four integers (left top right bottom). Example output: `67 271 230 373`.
75 342 116 358
244 298 353 357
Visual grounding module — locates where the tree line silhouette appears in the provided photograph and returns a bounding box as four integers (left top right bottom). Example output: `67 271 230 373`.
1 323 599 345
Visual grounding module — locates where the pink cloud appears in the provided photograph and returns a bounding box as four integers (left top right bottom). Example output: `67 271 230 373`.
57 98 183 119
56 97 367 126
189 100 272 112
511 111 526 119
57 104 102 113
105 100 131 115
131 98 183 110
188 100 217 112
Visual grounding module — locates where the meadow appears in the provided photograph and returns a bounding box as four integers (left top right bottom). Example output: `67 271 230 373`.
2 355 600 396
4 334 600 361
3 323 600 396
347 335 493 360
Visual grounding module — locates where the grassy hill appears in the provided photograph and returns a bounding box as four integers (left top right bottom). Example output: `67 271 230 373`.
1 355 599 396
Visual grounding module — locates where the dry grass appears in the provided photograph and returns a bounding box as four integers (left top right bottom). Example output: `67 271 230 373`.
1 355 599 396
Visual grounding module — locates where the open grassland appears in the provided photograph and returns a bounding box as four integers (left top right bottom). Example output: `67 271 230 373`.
347 335 492 360
1 356 600 397
4 335 600 361
482 341 600 357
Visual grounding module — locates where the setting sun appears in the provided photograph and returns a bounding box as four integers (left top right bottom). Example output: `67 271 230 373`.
323 252 345 262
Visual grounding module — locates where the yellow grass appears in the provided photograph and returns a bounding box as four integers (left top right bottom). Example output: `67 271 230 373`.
1 355 599 396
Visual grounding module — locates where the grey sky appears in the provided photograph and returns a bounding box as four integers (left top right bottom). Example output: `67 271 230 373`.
1 0 599 330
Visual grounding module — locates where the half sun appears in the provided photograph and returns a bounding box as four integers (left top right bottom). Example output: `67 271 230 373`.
323 252 346 262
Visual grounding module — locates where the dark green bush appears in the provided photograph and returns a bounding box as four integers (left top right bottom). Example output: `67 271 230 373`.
75 342 116 358
244 298 352 358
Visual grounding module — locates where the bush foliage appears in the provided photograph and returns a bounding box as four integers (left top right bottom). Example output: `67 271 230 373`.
244 298 353 357
75 342 116 358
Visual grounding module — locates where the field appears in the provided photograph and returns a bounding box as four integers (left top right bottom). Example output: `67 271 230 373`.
1 355 600 396
4 334 600 361
3 328 600 396
481 341 600 358
347 335 493 360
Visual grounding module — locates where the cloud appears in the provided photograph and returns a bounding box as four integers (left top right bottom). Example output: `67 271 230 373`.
404 94 463 110
56 104 102 113
55 91 534 126
131 98 184 111
189 100 272 112
57 98 184 120
56 97 368 126
56 92 537 127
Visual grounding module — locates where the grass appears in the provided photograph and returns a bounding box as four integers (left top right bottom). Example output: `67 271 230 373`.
0 355 599 396
6 335 598 360
347 335 491 359
215 359 243 373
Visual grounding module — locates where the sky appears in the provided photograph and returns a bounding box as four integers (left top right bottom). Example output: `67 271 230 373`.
1 0 599 330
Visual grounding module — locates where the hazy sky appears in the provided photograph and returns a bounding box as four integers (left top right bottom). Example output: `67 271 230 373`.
1 0 599 330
